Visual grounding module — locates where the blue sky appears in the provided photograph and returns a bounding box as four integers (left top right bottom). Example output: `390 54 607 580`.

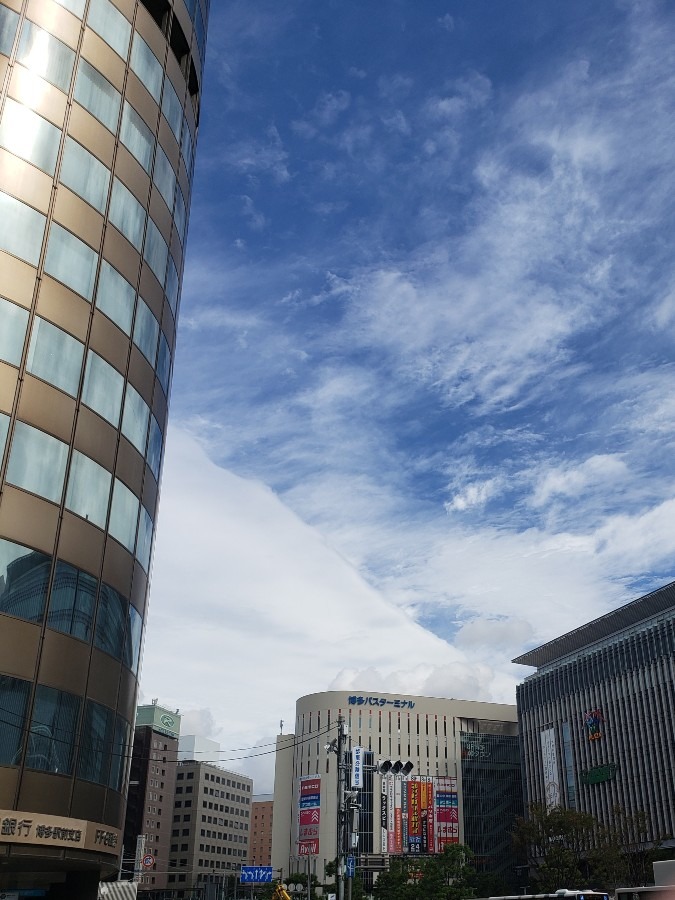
140 0 675 789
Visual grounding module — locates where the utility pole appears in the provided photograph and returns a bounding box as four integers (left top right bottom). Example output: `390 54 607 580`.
336 715 347 900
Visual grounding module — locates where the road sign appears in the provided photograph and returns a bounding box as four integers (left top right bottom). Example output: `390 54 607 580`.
142 853 155 868
346 856 355 878
241 866 273 883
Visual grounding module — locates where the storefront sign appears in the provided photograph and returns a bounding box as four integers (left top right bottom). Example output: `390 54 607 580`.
580 763 617 785
0 809 121 855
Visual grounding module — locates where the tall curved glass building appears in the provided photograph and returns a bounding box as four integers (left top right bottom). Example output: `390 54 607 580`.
0 0 207 894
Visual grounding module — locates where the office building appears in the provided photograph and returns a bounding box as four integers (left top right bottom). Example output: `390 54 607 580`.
169 759 253 895
271 691 522 884
122 702 181 889
0 0 208 893
515 580 675 846
249 796 273 866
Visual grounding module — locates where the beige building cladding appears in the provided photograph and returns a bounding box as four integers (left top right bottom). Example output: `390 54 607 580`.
272 691 519 882
0 0 207 895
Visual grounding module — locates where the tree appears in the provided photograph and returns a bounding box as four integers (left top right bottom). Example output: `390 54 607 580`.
512 804 596 891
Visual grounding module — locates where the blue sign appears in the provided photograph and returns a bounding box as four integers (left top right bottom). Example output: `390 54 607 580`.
241 867 274 883
346 856 355 878
299 795 320 808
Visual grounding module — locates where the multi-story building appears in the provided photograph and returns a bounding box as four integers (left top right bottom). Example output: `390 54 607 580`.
0 0 208 893
272 691 522 885
249 795 273 866
169 758 253 894
515 580 675 847
123 702 181 889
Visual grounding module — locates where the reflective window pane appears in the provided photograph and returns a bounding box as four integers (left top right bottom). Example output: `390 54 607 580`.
108 478 139 552
124 603 142 673
0 538 51 624
26 316 84 396
48 561 97 641
143 218 168 285
87 0 130 60
77 699 114 784
120 101 154 172
153 144 175 211
161 77 182 142
0 191 46 266
136 505 153 572
60 137 110 212
195 3 206 61
53 0 86 17
26 685 80 775
156 333 171 395
44 223 98 301
74 58 121 132
0 98 61 175
165 255 179 315
146 414 162 480
109 713 130 791
109 177 145 246
174 183 187 243
7 422 68 503
121 384 149 454
0 675 30 766
94 582 126 659
0 5 19 57
65 450 112 528
181 123 194 179
133 297 159 364
95 260 135 334
17 21 75 92
130 33 162 103
0 412 8 461
0 296 29 366
82 350 124 426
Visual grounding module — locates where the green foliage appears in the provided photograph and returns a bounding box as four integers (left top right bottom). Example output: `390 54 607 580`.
372 845 475 900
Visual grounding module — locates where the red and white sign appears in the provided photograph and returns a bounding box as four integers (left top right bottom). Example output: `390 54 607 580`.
142 853 155 868
297 775 320 856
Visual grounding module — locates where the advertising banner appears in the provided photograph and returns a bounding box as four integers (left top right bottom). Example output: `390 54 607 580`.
540 728 561 809
434 776 459 849
298 776 320 855
351 747 364 788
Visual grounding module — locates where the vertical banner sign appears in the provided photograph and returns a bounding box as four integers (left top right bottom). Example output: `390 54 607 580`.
298 775 321 856
426 779 435 854
540 728 561 809
387 775 395 853
380 779 388 853
401 773 409 851
434 776 459 849
351 747 363 788
407 779 420 853
394 776 403 853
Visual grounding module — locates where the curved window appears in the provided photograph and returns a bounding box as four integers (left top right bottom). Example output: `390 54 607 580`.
146 414 162 480
161 78 183 142
136 505 153 572
121 384 150 454
74 58 121 132
0 675 30 766
17 21 75 93
130 32 162 104
94 582 126 659
124 603 143 673
82 350 124 426
174 183 187 243
0 538 51 624
156 333 171 395
133 297 159 364
0 297 29 366
165 255 179 314
143 218 168 285
109 177 146 246
153 144 176 211
87 0 131 60
53 0 86 16
96 260 135 334
7 422 68 504
120 101 155 172
0 5 19 57
194 3 206 61
0 98 61 175
78 699 114 785
47 561 97 641
109 713 131 791
181 120 194 178
108 478 139 552
44 223 98 301
0 191 46 266
65 450 112 528
26 316 84 396
60 137 110 212
0 413 8 461
26 686 80 775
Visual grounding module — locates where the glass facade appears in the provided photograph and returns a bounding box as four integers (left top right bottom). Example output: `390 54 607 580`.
0 0 208 889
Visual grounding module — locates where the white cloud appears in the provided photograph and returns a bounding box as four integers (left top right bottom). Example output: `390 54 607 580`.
531 455 629 508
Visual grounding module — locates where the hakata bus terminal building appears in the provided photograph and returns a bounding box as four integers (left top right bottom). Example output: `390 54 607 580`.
0 0 208 893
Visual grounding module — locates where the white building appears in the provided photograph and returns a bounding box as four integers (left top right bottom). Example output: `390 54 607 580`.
272 690 521 883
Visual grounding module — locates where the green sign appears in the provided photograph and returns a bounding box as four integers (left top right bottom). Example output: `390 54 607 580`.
135 704 181 738
580 763 617 785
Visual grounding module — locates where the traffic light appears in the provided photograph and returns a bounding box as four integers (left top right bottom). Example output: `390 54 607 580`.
376 759 414 776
